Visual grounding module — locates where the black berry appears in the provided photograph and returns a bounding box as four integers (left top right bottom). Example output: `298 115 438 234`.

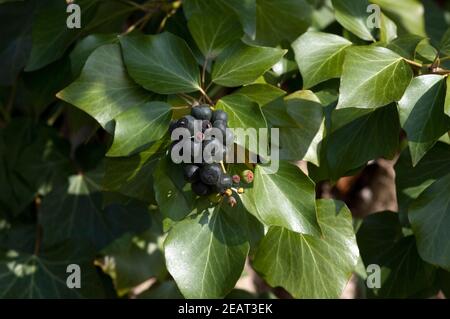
212 110 228 123
184 164 200 183
191 105 212 121
192 181 211 196
200 164 222 185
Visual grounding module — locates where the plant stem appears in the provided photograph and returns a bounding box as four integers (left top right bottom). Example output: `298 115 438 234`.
199 88 213 105
220 161 227 174
201 58 209 90
403 58 422 68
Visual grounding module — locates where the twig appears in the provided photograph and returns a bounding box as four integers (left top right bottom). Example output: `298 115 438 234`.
199 88 213 105
403 58 422 69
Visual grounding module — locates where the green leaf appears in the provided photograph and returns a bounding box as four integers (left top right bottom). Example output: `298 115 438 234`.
25 0 98 71
253 199 359 298
326 104 400 180
236 84 285 107
215 93 267 155
371 0 426 37
69 33 118 77
331 0 375 42
164 201 250 299
0 244 105 298
57 43 154 133
357 212 437 298
337 46 413 109
292 31 352 89
409 173 450 271
252 162 320 236
0 0 36 85
101 228 166 296
398 75 450 166
212 42 286 87
107 102 172 157
263 91 325 165
441 28 450 56
103 141 166 203
188 8 243 59
120 32 201 94
395 142 450 214
153 157 195 231
255 0 312 46
379 13 398 43
0 119 71 216
39 173 151 250
385 34 424 59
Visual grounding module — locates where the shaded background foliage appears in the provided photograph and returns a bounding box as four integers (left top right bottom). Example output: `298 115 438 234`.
0 0 449 299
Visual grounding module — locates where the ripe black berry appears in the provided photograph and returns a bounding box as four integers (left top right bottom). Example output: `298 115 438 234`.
215 174 232 194
212 120 227 136
184 164 200 183
191 105 212 121
200 164 222 185
192 181 211 196
212 110 228 123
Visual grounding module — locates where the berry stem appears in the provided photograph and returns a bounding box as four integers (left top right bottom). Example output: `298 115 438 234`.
220 161 227 174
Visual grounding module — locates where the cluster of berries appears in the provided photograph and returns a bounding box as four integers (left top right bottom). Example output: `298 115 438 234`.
168 105 254 206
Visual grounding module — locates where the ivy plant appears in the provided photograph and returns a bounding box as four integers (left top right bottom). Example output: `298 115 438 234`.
0 0 450 299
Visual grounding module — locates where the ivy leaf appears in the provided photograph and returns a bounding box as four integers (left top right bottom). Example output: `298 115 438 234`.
188 8 243 59
139 280 183 299
252 162 320 236
326 104 400 180
0 0 36 85
25 0 98 71
0 119 71 216
212 42 286 87
236 84 285 107
385 34 424 59
371 0 426 37
398 75 450 166
337 46 413 109
357 211 437 298
103 141 166 203
57 44 154 133
253 199 359 298
120 32 201 94
409 173 450 271
215 94 267 155
292 31 352 89
440 28 450 56
107 102 172 157
69 33 118 77
153 157 195 231
39 173 151 250
0 244 105 298
395 142 450 215
379 13 398 43
255 0 312 46
331 0 375 42
101 228 166 296
164 201 250 299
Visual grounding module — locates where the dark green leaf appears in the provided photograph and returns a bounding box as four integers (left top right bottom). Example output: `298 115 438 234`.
253 199 359 298
252 162 320 235
398 75 450 166
120 32 201 94
409 173 450 271
107 102 172 157
57 43 155 133
331 0 375 42
164 201 250 298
